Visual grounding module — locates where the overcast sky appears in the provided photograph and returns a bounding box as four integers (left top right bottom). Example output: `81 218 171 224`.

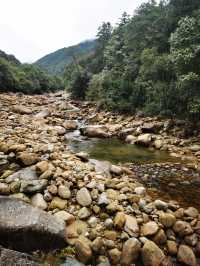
0 0 146 63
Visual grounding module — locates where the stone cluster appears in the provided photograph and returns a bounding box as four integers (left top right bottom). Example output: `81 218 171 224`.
0 92 199 266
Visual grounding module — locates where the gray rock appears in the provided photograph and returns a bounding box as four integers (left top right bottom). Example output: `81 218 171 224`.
98 192 110 206
0 196 66 251
20 179 48 194
0 246 41 266
76 188 92 207
31 193 47 210
5 167 38 183
61 257 86 266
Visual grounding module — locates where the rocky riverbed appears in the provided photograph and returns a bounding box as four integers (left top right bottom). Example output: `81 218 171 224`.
0 91 200 266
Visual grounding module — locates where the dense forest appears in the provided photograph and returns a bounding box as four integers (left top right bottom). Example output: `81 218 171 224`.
0 50 64 94
35 40 96 76
66 0 200 120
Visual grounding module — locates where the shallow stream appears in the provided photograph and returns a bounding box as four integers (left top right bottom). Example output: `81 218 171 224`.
68 130 200 210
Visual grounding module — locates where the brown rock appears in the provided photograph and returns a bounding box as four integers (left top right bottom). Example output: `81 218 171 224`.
141 221 159 236
142 240 165 266
114 212 126 229
63 120 78 130
49 197 67 210
36 161 49 173
104 230 117 241
184 207 199 218
0 183 10 195
124 215 139 237
121 237 141 266
153 229 167 245
17 152 39 166
173 221 193 237
109 248 121 265
75 237 92 264
159 213 176 228
167 240 177 255
177 245 197 266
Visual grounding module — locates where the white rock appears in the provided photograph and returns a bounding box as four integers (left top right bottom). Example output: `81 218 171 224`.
31 193 47 210
58 185 71 199
76 187 92 207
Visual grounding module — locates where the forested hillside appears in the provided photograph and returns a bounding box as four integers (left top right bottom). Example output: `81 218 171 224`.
66 0 200 120
35 40 96 75
0 50 64 94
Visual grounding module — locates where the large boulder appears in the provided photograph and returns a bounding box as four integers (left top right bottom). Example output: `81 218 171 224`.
141 122 163 134
0 246 41 266
0 196 66 251
13 105 32 115
136 134 152 146
80 125 110 138
63 120 78 131
142 240 165 266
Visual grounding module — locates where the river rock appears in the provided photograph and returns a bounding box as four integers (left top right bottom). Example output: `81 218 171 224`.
0 183 10 195
136 134 152 146
125 135 137 144
80 125 109 138
159 213 176 228
142 240 165 266
34 109 50 119
61 257 85 266
17 152 39 166
177 245 197 266
36 161 49 173
0 246 41 266
184 207 199 218
167 240 177 255
98 192 109 206
76 151 89 162
5 167 38 183
54 211 75 225
20 179 47 194
75 237 92 264
108 248 121 264
76 187 92 207
49 196 67 210
141 221 159 236
124 215 139 237
110 165 123 175
121 237 141 266
189 145 200 152
58 185 71 199
173 221 193 236
134 186 146 195
154 199 168 210
114 212 126 229
78 207 91 219
31 193 47 210
13 105 32 114
0 196 66 251
63 120 78 130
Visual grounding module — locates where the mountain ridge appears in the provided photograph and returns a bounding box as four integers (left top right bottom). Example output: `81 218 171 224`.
35 40 96 76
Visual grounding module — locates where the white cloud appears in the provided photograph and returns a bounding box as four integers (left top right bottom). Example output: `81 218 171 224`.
0 0 145 62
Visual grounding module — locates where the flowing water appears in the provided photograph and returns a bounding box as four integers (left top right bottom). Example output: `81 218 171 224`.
68 133 200 210
69 137 177 164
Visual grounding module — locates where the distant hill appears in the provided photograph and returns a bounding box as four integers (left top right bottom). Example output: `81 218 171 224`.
0 49 63 94
35 40 96 76
0 50 21 65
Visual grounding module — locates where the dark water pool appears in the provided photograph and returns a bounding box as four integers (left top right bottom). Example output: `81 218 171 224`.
69 137 178 164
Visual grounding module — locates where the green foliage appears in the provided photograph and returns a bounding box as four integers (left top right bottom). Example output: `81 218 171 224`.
0 52 64 94
65 0 200 120
68 68 90 100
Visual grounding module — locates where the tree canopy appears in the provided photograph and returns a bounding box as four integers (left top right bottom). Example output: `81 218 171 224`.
65 0 200 120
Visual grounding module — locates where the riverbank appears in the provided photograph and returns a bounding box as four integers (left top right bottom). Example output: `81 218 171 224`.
0 91 199 266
